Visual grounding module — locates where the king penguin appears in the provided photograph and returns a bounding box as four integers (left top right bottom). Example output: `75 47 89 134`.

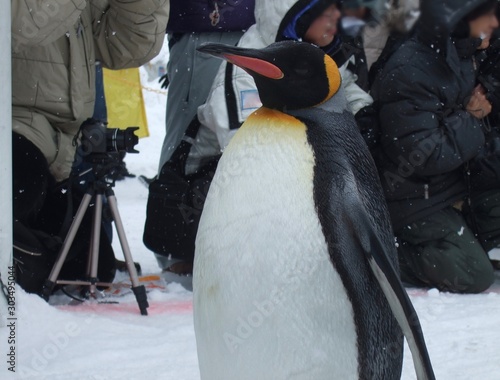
193 41 435 380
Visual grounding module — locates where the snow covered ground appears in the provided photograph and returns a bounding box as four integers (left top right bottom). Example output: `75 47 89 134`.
2 44 500 380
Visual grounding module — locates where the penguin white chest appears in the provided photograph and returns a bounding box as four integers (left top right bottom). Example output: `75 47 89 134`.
194 109 358 380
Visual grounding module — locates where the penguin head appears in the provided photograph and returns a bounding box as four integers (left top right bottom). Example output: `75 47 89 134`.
197 41 342 111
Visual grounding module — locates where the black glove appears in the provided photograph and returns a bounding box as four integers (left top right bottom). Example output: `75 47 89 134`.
159 73 170 90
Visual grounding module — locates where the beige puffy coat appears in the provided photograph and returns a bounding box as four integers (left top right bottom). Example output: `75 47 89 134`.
11 0 169 181
363 0 420 69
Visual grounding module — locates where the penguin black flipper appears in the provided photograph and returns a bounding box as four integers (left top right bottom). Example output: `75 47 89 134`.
348 201 436 380
290 108 435 380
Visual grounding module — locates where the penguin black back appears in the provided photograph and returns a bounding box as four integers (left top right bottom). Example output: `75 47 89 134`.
289 104 435 379
292 106 404 378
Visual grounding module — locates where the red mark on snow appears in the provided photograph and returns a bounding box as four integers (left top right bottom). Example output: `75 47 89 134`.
56 300 193 315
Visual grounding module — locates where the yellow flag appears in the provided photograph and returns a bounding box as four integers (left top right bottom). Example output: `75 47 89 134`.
102 68 149 138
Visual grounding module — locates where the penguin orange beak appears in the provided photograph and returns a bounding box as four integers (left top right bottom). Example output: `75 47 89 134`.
197 43 284 80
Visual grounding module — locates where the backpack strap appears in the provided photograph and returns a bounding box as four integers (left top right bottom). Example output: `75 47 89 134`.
225 62 243 130
165 54 242 176
165 115 202 176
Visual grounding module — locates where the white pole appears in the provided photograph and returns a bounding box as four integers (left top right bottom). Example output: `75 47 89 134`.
0 1 13 325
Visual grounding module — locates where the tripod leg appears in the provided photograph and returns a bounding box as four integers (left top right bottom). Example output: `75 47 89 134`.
107 192 149 315
42 192 93 300
88 193 103 298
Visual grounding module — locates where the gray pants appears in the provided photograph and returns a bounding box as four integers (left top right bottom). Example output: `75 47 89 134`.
396 199 496 294
155 31 243 273
158 31 243 172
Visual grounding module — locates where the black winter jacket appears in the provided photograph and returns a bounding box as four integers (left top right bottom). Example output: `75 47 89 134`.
371 0 490 231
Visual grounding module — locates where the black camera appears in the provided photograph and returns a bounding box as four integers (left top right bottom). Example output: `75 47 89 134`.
80 119 139 155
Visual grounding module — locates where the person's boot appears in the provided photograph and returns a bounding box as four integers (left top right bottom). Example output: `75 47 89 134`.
488 248 500 270
115 259 142 276
155 255 193 291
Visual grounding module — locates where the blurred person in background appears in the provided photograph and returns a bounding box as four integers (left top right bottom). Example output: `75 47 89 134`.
370 0 499 294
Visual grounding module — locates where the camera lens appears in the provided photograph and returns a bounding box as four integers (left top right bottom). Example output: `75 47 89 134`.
106 127 140 153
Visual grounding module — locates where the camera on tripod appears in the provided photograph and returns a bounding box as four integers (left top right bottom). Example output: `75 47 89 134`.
42 119 149 315
79 119 140 157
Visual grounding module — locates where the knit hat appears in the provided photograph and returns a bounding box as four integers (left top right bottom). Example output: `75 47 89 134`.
277 0 342 41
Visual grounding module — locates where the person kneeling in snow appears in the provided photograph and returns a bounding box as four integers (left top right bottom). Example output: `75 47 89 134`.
370 0 499 293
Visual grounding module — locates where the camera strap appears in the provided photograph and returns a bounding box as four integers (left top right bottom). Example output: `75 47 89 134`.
225 63 243 130
163 61 242 177
165 115 203 177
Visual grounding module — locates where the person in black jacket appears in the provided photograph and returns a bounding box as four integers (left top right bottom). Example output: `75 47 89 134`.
371 0 499 293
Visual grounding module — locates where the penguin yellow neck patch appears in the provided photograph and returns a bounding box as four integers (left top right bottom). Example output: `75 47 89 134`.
245 107 305 131
324 55 341 101
229 107 310 159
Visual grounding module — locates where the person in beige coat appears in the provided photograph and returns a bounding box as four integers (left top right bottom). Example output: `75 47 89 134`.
11 0 169 293
12 0 169 181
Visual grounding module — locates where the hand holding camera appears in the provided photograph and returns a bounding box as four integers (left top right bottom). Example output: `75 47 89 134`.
467 84 493 119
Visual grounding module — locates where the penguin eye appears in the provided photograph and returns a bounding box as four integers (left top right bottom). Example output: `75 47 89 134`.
293 61 313 77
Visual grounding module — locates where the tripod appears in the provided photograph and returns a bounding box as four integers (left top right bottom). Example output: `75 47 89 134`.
41 154 149 315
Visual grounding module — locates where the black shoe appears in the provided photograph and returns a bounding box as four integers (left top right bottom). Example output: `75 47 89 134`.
163 261 193 276
161 261 193 291
492 260 500 270
115 259 142 275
